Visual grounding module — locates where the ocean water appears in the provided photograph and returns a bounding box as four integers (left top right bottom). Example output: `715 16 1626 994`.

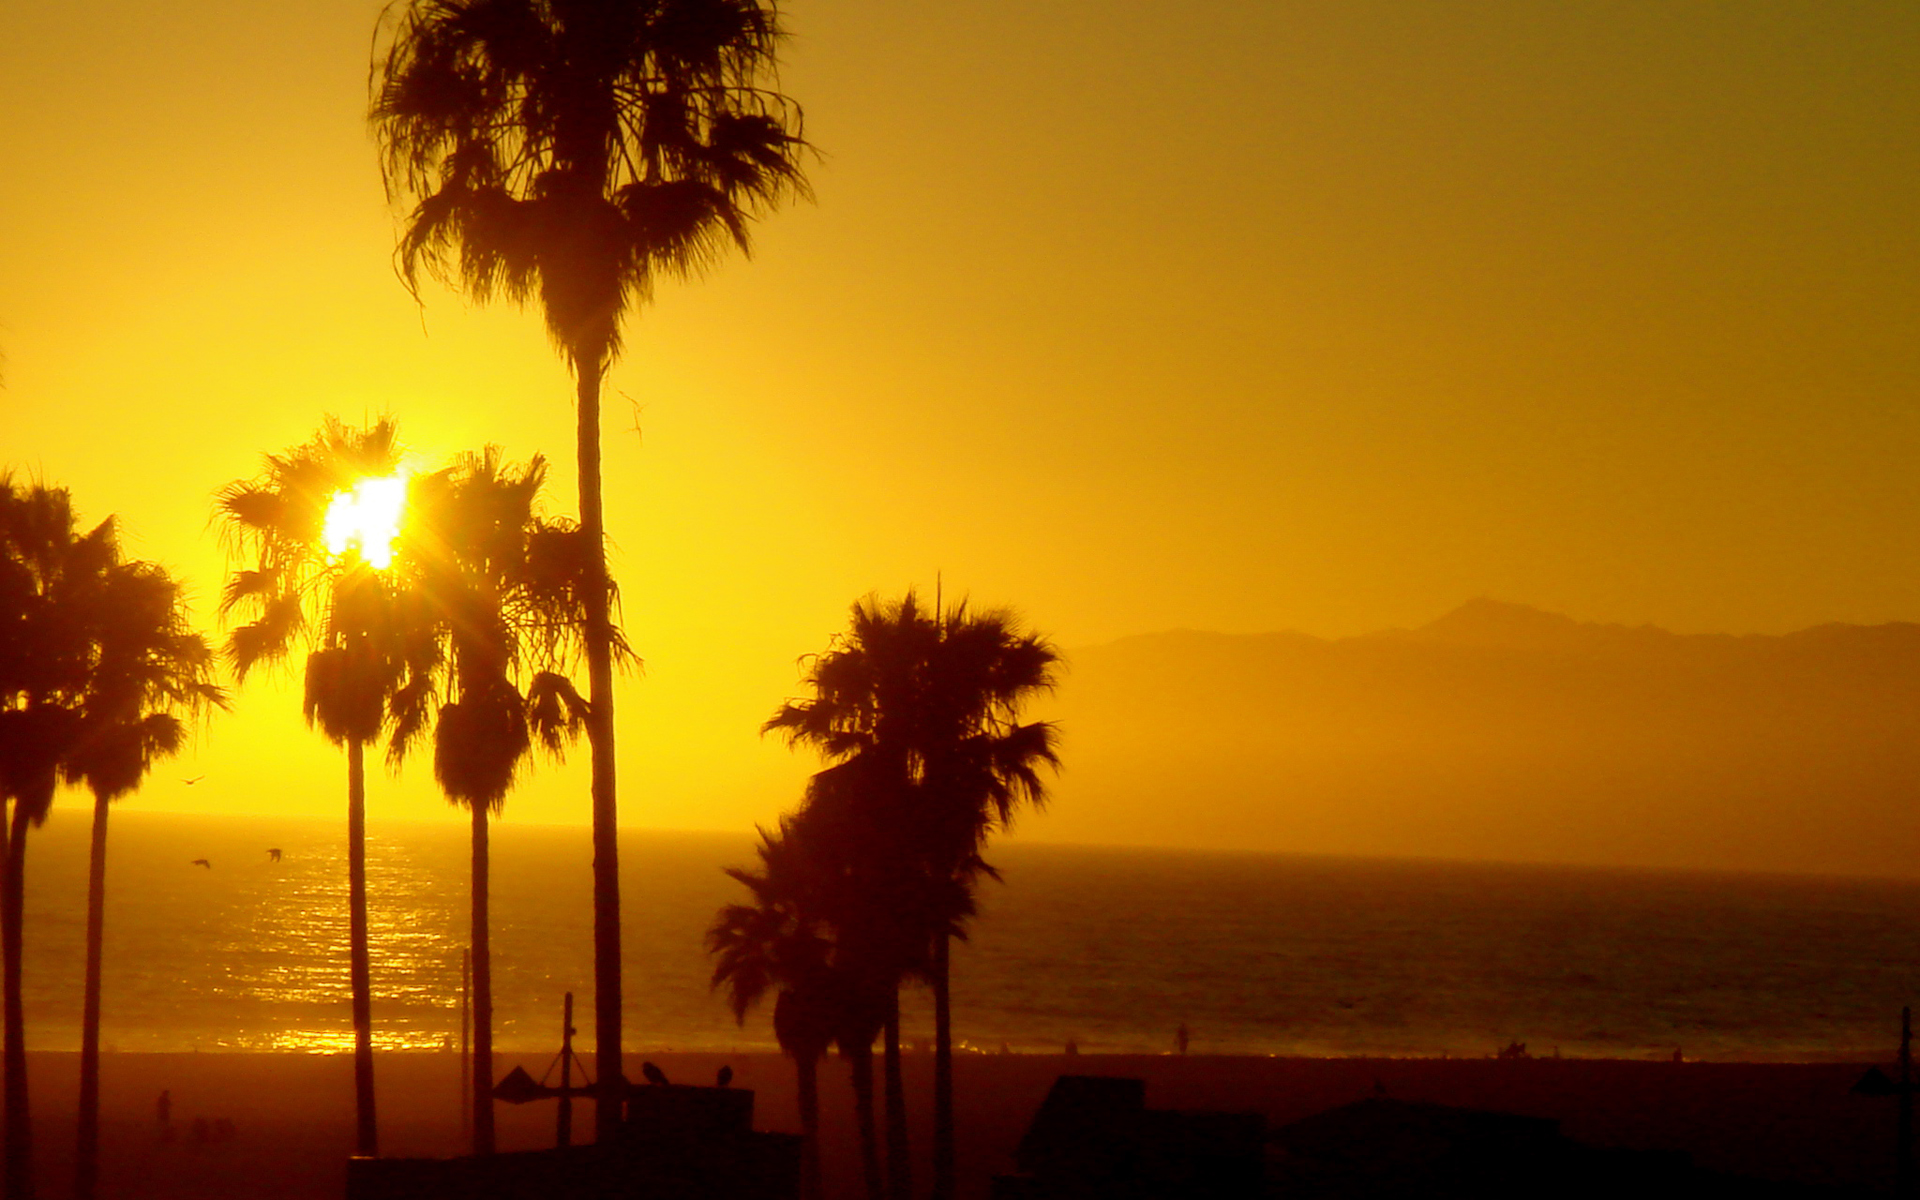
10 809 1920 1061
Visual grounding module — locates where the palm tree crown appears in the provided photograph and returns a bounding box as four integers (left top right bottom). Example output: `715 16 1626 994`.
405 449 597 811
372 0 810 372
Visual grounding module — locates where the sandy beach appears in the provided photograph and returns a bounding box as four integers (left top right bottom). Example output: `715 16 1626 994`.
5 1050 1894 1198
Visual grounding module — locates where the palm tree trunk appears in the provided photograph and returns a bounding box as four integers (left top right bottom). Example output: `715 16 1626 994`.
883 990 909 1200
577 356 624 1142
931 931 954 1200
847 1044 881 1200
4 799 35 1200
75 790 111 1200
347 737 378 1157
470 802 494 1155
796 1051 822 1200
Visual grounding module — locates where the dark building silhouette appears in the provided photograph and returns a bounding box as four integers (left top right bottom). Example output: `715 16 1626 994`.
993 1081 1854 1200
346 1083 797 1200
1268 1097 1855 1199
992 1075 1264 1200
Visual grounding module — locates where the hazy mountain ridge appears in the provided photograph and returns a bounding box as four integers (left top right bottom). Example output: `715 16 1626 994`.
1038 601 1920 877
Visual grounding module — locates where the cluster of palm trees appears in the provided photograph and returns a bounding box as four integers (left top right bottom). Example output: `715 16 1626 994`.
8 0 816 1186
217 419 607 1159
1 477 227 1200
709 592 1060 1200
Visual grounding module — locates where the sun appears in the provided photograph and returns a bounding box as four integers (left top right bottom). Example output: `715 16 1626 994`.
323 475 407 570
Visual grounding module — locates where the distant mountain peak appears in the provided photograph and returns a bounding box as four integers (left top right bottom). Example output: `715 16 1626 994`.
1396 597 1657 650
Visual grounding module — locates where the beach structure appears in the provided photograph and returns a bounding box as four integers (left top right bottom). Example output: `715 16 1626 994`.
990 1075 1265 1200
1269 1097 1841 1198
344 1082 798 1200
993 1077 1836 1199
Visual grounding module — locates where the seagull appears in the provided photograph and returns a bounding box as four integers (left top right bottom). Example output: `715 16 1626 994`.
716 1066 733 1088
641 1062 669 1087
267 849 282 863
190 859 211 869
182 776 205 786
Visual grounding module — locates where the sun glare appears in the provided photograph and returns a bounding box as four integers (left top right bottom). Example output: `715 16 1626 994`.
323 475 407 570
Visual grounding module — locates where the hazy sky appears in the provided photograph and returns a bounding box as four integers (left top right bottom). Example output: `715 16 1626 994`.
2 2 1915 842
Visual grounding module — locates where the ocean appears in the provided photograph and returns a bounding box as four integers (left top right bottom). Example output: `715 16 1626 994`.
10 809 1920 1061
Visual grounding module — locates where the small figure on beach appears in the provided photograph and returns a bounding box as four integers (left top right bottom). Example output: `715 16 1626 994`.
716 1065 733 1087
1671 1046 1683 1063
1176 1023 1190 1055
267 848 282 862
157 1089 173 1142
642 1061 670 1086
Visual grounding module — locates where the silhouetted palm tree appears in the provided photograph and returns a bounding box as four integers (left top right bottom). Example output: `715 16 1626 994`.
0 479 224 1200
766 591 1060 1200
407 450 590 1154
216 419 440 1156
709 822 838 1200
1 477 112 1200
65 561 225 1200
372 0 809 1137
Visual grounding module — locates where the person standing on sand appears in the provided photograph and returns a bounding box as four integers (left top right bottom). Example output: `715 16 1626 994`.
1176 1024 1190 1055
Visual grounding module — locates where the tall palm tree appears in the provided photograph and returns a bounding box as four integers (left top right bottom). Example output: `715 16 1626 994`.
371 0 809 1139
406 450 591 1154
0 477 113 1200
709 821 838 1200
216 419 440 1157
65 561 225 1200
766 591 1060 1200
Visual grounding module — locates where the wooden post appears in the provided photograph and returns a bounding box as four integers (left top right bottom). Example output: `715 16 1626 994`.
460 948 472 1143
1902 1006 1913 1198
558 992 575 1148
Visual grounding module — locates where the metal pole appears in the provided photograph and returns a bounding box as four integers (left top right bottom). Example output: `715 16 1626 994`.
1902 1006 1913 1198
558 992 575 1148
461 948 472 1144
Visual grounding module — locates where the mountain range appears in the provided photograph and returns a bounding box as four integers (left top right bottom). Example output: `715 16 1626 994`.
1035 599 1920 877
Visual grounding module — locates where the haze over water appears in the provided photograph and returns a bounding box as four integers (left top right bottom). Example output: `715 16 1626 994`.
19 811 1917 1062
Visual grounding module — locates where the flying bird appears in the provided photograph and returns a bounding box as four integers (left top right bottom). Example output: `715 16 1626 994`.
267 849 282 863
641 1062 669 1087
181 776 205 785
716 1066 733 1088
190 859 211 869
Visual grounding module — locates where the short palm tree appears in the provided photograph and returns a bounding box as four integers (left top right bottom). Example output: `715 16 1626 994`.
65 561 225 1200
1 477 113 1200
766 591 1060 1200
406 450 590 1154
709 821 838 1200
372 2 809 1135
216 419 440 1157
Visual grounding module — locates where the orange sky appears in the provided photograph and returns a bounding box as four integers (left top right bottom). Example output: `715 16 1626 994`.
1 2 1915 847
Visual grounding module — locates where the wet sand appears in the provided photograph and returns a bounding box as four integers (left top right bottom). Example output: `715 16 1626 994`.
9 1050 1895 1197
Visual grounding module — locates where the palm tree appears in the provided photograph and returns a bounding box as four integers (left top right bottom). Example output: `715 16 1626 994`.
406 450 590 1154
371 2 809 1137
65 561 225 1200
766 591 1060 1200
216 419 440 1157
1 477 112 1200
709 821 838 1200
